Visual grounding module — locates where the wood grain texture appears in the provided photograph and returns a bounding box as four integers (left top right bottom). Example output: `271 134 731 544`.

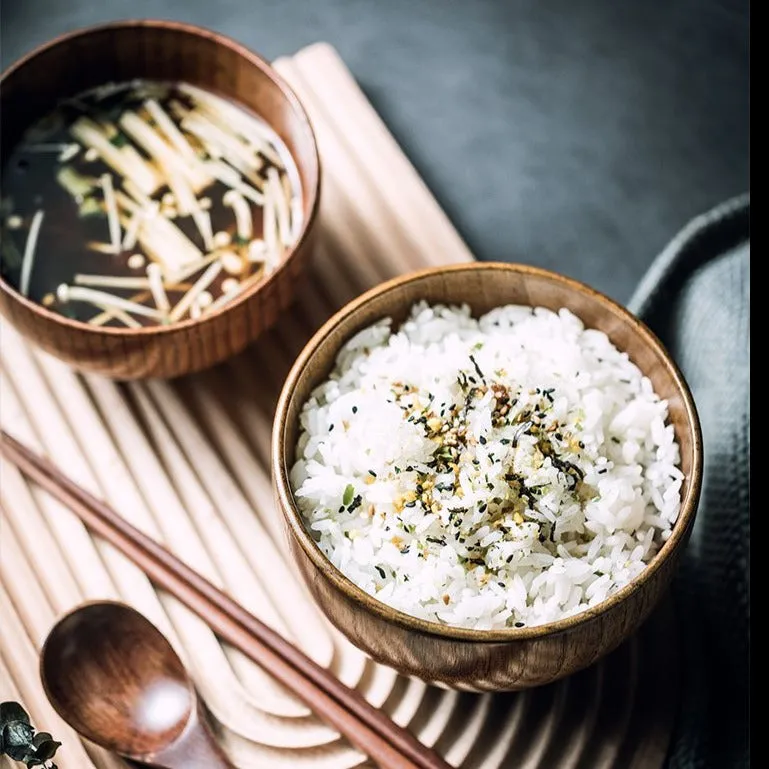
0 42 687 768
272 263 702 690
0 20 320 379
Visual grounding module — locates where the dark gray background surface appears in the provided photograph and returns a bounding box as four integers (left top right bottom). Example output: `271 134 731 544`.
0 0 749 303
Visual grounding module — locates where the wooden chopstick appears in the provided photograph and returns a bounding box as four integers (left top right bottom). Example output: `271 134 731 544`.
0 430 451 769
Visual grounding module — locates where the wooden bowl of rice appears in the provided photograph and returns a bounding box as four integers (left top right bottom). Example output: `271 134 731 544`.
273 263 702 691
0 21 320 379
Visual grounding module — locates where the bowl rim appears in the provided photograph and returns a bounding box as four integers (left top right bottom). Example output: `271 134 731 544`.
0 18 321 337
273 262 703 642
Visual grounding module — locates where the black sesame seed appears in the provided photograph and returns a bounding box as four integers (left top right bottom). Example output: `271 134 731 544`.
469 354 486 382
514 621 525 628
352 406 358 413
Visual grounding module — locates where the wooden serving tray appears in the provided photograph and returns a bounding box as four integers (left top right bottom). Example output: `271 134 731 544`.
0 43 677 769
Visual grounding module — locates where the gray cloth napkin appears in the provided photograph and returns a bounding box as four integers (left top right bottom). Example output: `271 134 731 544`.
629 194 750 769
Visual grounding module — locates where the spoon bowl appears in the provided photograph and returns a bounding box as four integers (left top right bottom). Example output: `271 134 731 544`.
40 601 231 768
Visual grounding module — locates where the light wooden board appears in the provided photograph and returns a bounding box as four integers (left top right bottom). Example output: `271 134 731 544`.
0 43 678 769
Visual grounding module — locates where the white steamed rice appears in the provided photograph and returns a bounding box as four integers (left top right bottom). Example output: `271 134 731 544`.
290 302 682 630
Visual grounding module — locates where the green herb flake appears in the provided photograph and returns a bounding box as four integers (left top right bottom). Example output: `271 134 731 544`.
342 484 354 506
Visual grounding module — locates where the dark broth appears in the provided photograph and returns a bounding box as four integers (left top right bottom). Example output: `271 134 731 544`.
0 80 301 326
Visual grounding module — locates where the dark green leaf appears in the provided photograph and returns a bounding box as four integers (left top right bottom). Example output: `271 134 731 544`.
3 721 34 750
31 733 61 761
2 720 35 760
0 702 30 727
1 702 62 768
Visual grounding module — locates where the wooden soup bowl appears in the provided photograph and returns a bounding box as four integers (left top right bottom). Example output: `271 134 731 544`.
273 263 702 691
0 20 320 379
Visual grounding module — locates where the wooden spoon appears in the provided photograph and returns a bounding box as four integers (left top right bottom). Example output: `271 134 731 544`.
40 601 232 768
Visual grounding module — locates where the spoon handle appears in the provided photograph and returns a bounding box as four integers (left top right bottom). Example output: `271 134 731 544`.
153 703 233 768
